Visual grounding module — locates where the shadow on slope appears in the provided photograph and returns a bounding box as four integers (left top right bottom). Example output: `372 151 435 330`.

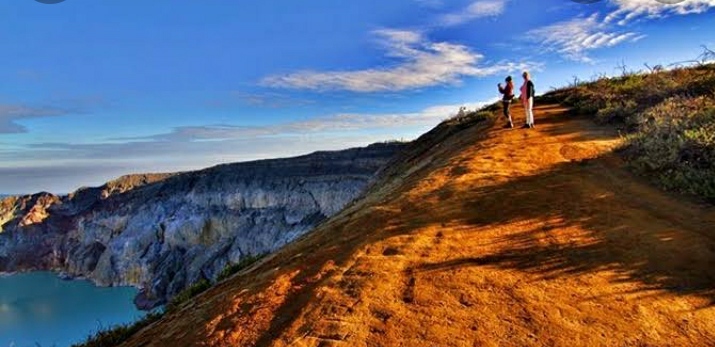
411 155 715 306
121 106 715 347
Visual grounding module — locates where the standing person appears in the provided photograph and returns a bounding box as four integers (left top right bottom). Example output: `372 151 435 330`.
520 71 536 128
498 76 514 128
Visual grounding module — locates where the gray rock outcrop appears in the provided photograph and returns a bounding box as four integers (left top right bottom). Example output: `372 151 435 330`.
0 143 403 308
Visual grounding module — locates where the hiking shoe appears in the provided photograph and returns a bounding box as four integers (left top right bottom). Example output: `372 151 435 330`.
521 124 530 129
504 123 513 129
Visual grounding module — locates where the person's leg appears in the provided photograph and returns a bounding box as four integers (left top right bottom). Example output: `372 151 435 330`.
521 100 529 128
531 97 535 126
527 97 535 127
503 101 513 127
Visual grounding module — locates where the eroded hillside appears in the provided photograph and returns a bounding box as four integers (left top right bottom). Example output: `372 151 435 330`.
119 104 715 347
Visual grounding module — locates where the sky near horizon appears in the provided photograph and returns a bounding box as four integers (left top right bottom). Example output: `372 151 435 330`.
0 0 714 194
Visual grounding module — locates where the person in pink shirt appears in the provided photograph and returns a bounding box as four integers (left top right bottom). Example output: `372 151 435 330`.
519 71 536 129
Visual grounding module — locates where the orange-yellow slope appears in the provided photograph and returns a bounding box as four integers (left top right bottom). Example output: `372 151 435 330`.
122 105 715 347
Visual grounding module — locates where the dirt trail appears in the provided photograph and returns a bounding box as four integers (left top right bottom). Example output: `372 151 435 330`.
122 105 715 347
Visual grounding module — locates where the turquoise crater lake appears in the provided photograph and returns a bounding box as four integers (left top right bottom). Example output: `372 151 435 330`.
0 272 145 347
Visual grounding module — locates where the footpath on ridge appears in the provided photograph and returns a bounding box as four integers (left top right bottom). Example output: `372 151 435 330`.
122 104 715 347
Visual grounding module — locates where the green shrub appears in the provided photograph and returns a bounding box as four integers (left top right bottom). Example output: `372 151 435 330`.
472 110 495 122
626 99 715 200
166 278 212 313
481 101 503 113
549 63 715 201
72 312 163 347
73 254 267 347
216 254 265 282
595 100 638 125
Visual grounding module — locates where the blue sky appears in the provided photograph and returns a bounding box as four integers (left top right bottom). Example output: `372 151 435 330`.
1 0 714 194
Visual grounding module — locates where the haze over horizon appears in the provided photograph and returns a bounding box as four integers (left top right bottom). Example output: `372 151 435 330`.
1 0 714 194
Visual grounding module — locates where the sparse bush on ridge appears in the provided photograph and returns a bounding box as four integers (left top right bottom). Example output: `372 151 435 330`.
165 278 212 313
74 254 266 347
379 139 409 144
446 105 499 125
542 62 715 201
71 312 163 347
165 253 266 312
216 253 265 282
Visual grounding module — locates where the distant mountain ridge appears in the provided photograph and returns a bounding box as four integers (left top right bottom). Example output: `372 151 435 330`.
0 143 403 308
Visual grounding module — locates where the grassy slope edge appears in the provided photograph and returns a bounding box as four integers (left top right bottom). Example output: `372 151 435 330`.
541 63 715 200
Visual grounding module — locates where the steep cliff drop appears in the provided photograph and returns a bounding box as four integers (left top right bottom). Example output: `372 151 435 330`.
0 143 403 309
120 104 715 346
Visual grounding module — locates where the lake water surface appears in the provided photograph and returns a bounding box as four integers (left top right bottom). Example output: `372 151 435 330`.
0 272 145 347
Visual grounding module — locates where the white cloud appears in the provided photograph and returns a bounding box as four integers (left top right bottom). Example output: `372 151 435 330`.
606 0 715 25
529 0 714 62
440 0 509 26
261 29 531 93
529 13 644 63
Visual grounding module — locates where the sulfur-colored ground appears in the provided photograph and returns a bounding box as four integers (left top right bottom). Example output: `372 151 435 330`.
122 105 715 347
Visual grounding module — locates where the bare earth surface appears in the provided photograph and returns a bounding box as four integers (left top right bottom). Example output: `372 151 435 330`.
122 105 715 347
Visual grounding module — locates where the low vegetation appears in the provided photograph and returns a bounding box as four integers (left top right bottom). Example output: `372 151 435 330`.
73 254 265 347
71 312 163 347
543 61 715 201
165 278 212 313
167 253 265 312
216 253 265 282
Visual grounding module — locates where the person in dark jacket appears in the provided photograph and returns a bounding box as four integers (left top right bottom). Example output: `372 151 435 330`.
519 71 536 128
498 76 514 128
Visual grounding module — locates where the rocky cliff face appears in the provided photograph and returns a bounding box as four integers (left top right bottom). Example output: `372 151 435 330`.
0 143 402 308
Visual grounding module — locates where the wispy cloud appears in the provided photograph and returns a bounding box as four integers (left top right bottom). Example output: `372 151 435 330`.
207 91 315 109
0 104 69 134
0 96 108 135
112 101 492 143
529 13 644 63
261 29 531 93
606 0 715 25
2 100 492 193
12 100 493 163
439 0 509 26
